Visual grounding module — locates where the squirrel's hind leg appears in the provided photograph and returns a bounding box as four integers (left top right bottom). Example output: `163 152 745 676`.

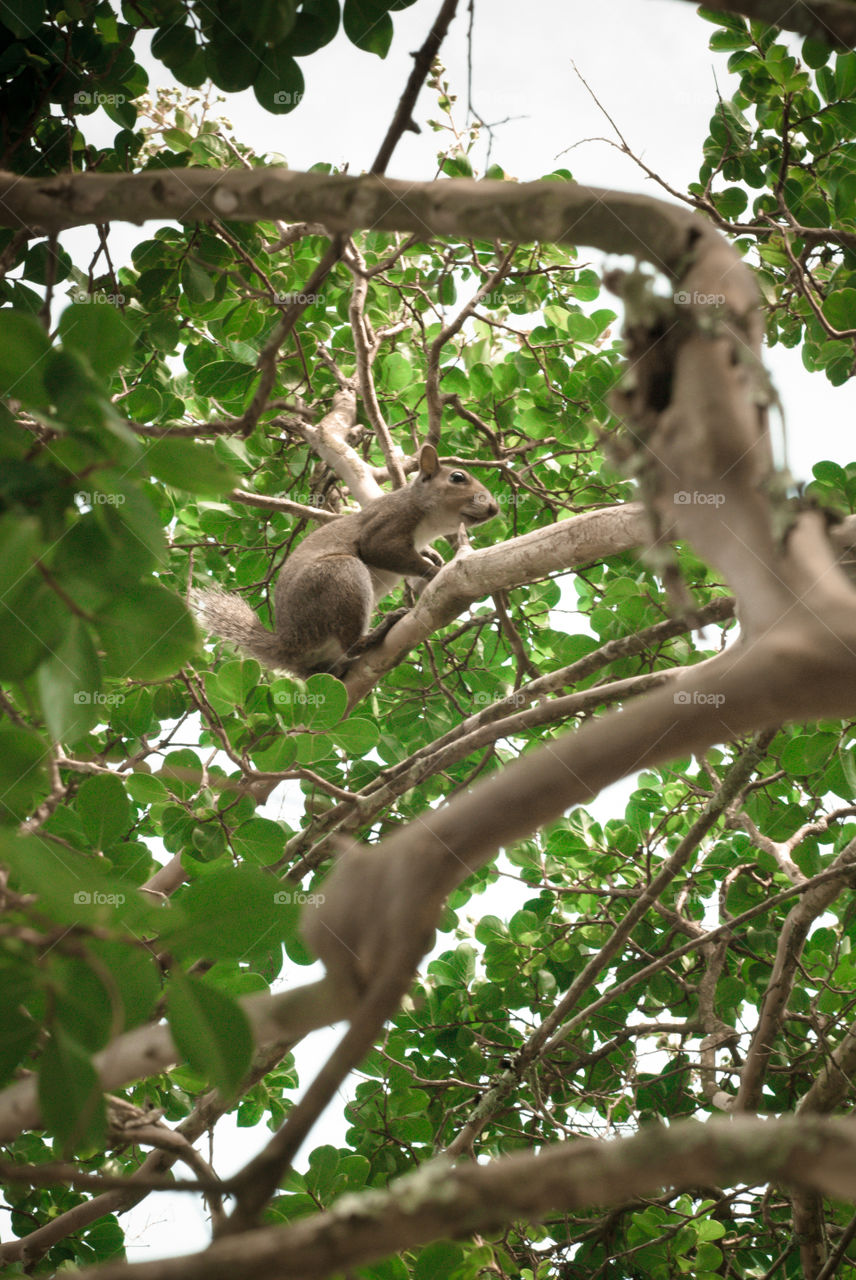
276 557 373 677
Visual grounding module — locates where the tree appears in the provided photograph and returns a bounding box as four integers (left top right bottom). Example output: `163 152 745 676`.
4 2 856 1277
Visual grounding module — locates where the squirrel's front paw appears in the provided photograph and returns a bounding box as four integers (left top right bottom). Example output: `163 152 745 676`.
421 549 444 572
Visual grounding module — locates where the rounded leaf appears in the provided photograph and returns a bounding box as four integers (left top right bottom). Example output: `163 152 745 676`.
253 45 305 114
58 302 135 380
96 583 198 681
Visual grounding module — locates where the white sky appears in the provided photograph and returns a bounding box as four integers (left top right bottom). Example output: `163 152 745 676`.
85 0 856 1259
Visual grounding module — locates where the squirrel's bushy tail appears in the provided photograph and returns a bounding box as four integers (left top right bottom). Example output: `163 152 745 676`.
192 587 285 669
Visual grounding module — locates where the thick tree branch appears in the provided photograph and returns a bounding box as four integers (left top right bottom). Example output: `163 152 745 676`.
0 171 731 275
71 1117 856 1280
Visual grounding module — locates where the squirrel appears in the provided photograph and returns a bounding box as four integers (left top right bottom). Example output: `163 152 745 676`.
194 444 499 679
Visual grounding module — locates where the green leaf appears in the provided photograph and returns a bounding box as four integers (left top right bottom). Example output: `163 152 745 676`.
212 658 259 707
839 745 856 797
51 955 115 1051
0 1007 38 1087
382 352 414 390
709 28 750 51
38 1026 106 1155
0 310 52 406
144 438 239 495
835 50 856 99
290 674 348 728
124 772 169 805
413 1241 466 1280
287 0 339 55
696 1243 724 1270
331 716 379 755
41 344 93 406
0 833 156 927
232 817 288 866
343 0 393 56
821 288 856 331
1 0 46 38
438 273 456 304
295 730 335 763
697 1219 727 1241
96 583 198 681
36 618 102 744
194 360 256 399
817 64 836 103
252 734 298 771
205 40 259 93
0 576 67 680
247 0 298 43
780 732 836 777
254 44 305 114
58 302 135 380
83 1216 125 1261
85 938 160 1030
802 37 831 69
0 514 39 599
151 22 197 70
0 727 48 823
812 460 847 487
159 865 300 961
180 257 216 302
76 773 131 848
167 969 253 1097
714 185 748 219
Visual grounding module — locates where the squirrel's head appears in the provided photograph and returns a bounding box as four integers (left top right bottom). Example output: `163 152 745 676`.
415 444 500 526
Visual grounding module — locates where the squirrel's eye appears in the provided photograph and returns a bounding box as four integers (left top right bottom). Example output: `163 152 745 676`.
449 471 468 484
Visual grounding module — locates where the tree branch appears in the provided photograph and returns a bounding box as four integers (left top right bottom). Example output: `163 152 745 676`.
71 1117 856 1280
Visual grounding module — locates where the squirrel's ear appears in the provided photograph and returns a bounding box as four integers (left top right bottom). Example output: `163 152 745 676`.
418 443 439 477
